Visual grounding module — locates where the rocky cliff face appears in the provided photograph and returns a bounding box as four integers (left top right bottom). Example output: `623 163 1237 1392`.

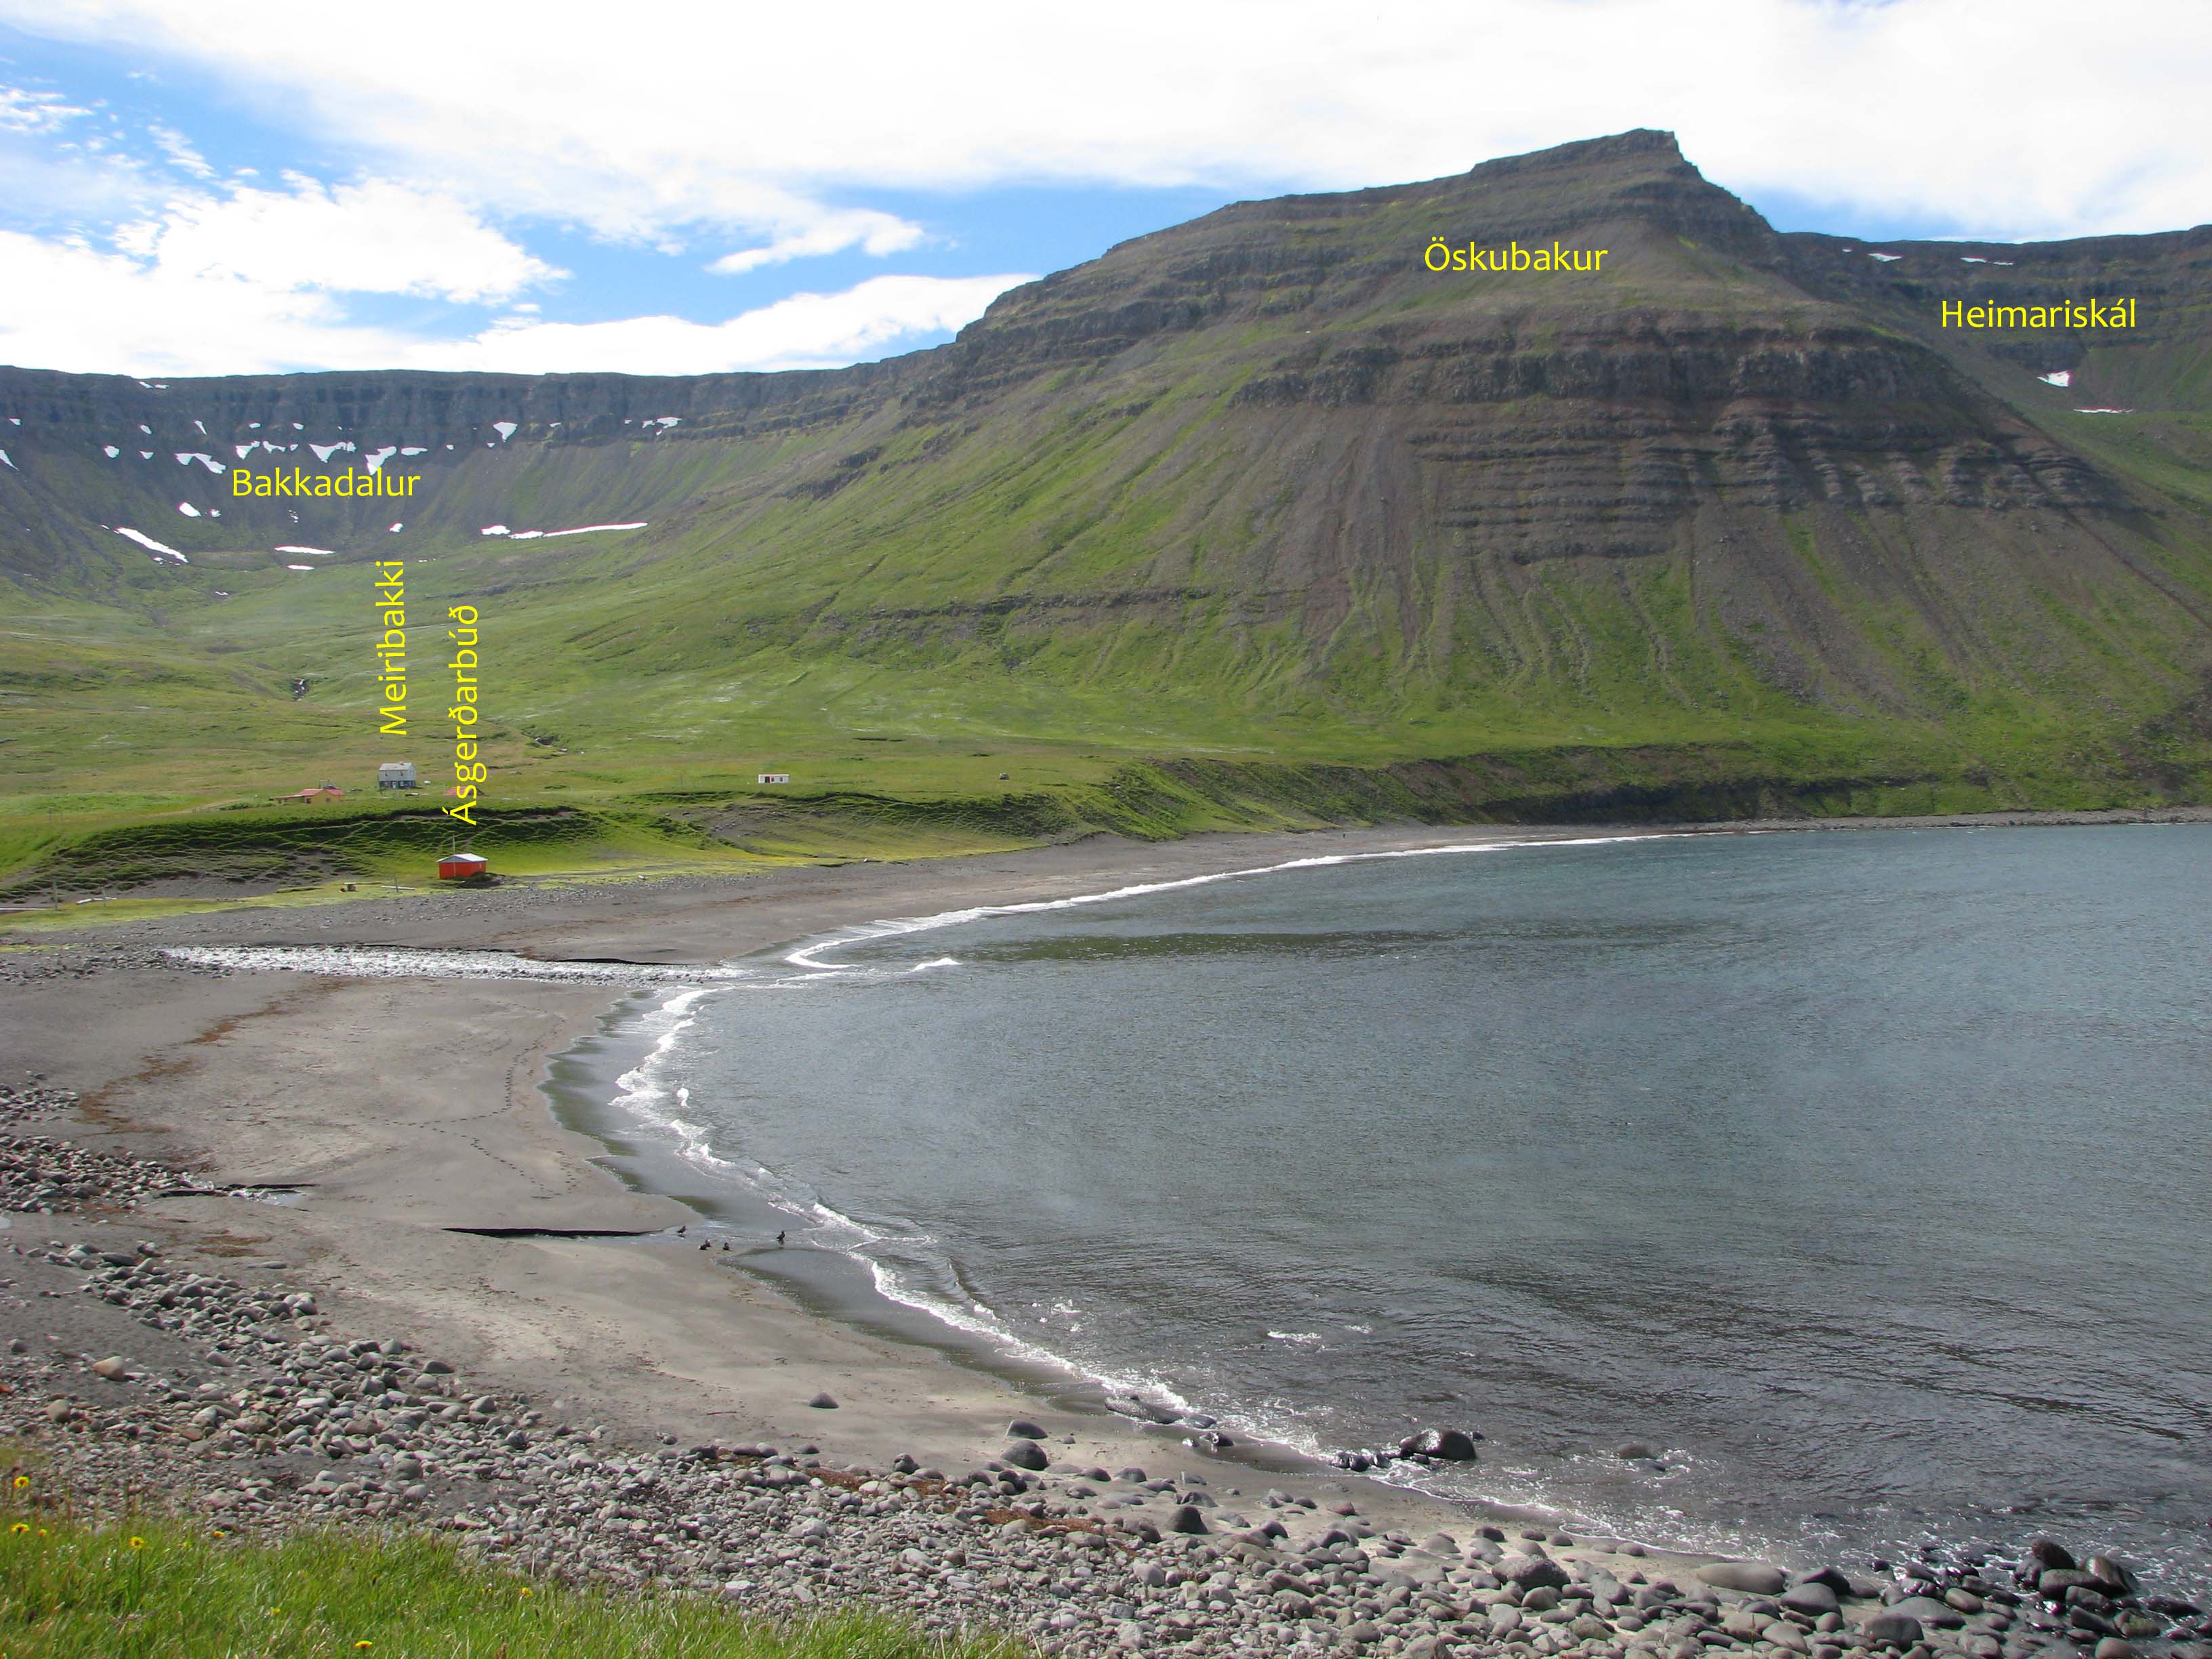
3 131 2209 777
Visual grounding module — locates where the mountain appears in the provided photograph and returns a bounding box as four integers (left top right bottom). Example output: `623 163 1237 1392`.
5 129 2212 894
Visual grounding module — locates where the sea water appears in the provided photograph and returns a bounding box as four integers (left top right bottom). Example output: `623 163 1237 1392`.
586 827 2212 1589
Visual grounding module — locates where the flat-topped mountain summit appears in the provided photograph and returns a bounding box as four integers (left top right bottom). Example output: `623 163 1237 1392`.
5 130 2211 889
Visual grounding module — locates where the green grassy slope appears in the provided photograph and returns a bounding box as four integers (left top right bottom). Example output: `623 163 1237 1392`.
3 130 2210 901
0 1501 1025 1659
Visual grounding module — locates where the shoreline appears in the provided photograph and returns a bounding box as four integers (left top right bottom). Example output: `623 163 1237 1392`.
8 825 1662 1534
3 819 2209 1654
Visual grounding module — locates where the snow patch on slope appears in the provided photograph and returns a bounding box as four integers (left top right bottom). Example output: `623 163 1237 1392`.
117 527 188 562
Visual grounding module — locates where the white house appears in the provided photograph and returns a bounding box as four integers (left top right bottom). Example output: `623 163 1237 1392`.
758 772 790 785
378 761 418 790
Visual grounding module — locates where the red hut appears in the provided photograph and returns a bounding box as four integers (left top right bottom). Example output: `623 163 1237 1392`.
436 851 489 880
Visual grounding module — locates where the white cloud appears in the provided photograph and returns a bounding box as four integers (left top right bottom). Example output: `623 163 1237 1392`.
0 227 405 373
2 0 2208 240
0 232 1024 375
119 176 560 303
0 171 563 371
147 122 215 178
403 273 1031 375
710 207 925 274
0 85 91 134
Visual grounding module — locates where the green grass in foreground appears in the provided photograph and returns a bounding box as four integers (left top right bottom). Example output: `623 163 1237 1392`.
0 1503 1017 1659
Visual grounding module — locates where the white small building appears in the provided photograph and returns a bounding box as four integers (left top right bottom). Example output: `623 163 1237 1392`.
379 761 418 790
758 772 790 785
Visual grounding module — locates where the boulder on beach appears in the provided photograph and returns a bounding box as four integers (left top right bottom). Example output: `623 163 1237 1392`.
2029 1539 2079 1573
1007 1418 1044 1439
89 1356 129 1380
1501 1555 1571 1591
1002 1438 1050 1471
2086 1557 2139 1596
1397 1427 1482 1460
1781 1582 1841 1618
1892 1596 1966 1629
1795 1567 1854 1596
1168 1504 1208 1535
806 1391 838 1410
1864 1612 1925 1648
1698 1561 1789 1595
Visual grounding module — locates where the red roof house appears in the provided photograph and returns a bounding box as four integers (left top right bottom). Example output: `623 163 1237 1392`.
271 785 345 803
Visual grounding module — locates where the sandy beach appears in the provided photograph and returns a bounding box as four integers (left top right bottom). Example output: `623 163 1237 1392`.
5 827 1660 1537
7 810 2209 1513
5 817 2208 1656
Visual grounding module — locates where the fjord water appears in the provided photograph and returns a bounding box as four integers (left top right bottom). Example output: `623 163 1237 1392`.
640 827 2212 1588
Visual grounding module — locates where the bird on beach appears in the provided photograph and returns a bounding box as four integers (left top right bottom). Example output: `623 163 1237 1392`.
676 1225 686 1236
721 1242 730 1251
776 1230 786 1248
699 1241 709 1251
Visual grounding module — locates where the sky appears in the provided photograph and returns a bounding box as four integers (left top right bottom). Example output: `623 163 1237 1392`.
0 0 2205 379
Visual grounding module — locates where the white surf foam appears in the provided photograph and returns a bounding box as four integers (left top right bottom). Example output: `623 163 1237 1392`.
783 834 1679 970
163 945 759 985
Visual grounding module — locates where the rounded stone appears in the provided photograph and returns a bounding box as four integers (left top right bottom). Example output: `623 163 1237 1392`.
1503 1555 1571 1591
1002 1439 1050 1471
1698 1562 1789 1597
1782 1584 1841 1618
1863 1612 1924 1647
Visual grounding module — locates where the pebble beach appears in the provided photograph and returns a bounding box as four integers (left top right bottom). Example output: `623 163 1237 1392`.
3 827 2209 1656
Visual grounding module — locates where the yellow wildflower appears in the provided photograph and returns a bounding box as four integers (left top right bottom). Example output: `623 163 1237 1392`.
10 1475 26 1490
129 1536 146 1549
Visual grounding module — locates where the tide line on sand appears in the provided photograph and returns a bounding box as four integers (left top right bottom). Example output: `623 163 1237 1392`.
783 832 1681 971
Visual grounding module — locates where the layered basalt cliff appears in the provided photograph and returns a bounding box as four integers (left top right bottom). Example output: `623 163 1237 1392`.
3 130 2209 805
